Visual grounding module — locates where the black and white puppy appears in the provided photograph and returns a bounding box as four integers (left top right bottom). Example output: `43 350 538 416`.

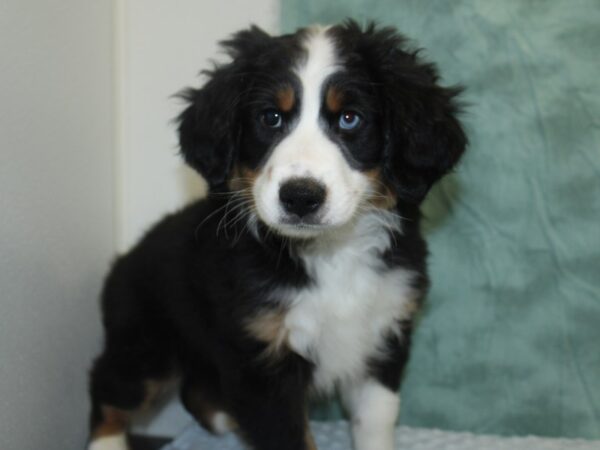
88 21 466 450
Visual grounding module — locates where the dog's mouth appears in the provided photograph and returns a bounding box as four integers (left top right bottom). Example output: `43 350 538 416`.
250 206 343 239
256 210 328 238
268 203 366 239
280 211 325 227
274 221 333 238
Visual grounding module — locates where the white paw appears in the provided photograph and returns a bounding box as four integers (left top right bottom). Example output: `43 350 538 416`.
345 381 400 450
88 434 128 450
353 427 395 450
211 411 236 434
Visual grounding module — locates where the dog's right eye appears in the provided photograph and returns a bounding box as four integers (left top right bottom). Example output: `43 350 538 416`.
260 109 283 129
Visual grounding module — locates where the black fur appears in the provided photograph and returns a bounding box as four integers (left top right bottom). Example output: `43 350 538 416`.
89 21 466 450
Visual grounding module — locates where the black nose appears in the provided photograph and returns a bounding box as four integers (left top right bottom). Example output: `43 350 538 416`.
279 178 326 218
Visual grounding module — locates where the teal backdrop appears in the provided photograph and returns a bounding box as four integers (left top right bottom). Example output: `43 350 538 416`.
281 0 600 440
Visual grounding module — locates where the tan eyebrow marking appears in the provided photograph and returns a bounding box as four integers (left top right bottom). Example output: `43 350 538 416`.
276 86 295 112
365 168 397 209
326 86 344 113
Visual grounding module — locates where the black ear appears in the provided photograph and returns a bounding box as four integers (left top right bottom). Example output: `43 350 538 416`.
177 79 238 192
384 80 467 203
384 80 467 204
353 24 467 204
176 26 272 191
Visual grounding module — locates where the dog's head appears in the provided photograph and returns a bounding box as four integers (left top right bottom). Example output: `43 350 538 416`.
177 21 466 238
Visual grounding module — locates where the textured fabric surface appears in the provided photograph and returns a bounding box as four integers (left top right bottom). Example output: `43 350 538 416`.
281 0 600 440
162 421 600 450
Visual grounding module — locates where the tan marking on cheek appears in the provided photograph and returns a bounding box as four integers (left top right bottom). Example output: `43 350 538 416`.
245 309 289 359
365 168 397 209
228 165 241 191
326 87 344 113
276 86 295 112
92 406 130 439
228 164 259 192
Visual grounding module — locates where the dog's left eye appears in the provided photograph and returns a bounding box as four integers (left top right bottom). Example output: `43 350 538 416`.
260 109 283 129
338 111 362 130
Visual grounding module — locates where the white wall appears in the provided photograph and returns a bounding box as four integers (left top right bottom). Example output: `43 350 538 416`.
117 0 280 436
116 0 280 251
0 1 114 450
0 0 281 445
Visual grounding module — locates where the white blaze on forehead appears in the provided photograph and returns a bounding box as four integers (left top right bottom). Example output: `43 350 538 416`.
295 26 339 122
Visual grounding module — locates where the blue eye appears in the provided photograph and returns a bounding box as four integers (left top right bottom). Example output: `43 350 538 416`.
339 111 361 130
261 109 283 128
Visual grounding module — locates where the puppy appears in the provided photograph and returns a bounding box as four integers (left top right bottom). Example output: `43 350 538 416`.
88 21 466 450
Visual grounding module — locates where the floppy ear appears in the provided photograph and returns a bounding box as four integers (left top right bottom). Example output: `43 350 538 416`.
360 25 467 204
177 78 239 192
383 81 467 204
176 26 272 192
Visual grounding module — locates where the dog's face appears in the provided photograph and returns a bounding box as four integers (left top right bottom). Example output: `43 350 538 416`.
178 22 466 238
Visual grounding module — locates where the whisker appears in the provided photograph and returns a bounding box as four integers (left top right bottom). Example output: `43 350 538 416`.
231 208 258 245
194 200 236 241
217 196 253 239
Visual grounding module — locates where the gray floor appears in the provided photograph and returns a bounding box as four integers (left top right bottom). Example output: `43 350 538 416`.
162 422 600 450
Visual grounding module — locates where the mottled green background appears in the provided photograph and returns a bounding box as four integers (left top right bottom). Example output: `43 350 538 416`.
282 0 600 439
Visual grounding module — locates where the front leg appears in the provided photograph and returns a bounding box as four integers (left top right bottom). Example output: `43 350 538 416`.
343 380 400 450
224 353 315 450
343 327 412 450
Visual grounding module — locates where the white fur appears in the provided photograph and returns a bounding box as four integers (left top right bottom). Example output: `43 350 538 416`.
278 212 417 391
253 27 372 238
211 411 235 435
88 434 128 450
343 380 400 450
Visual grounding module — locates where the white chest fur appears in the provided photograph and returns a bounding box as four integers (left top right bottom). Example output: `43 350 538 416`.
281 213 417 391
